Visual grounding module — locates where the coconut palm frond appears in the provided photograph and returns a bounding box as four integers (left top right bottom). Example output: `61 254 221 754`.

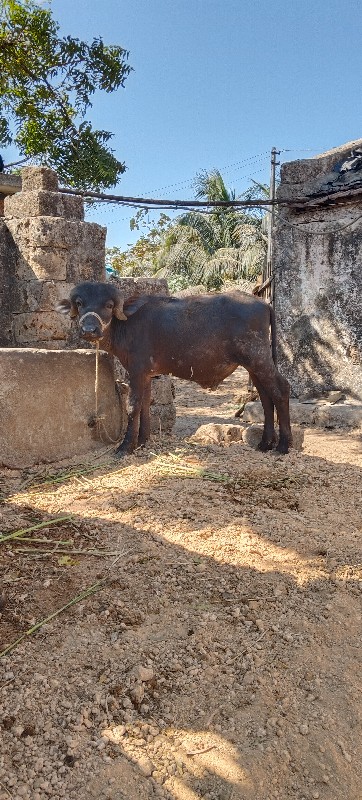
194 169 236 203
238 243 265 279
201 248 239 284
242 180 269 201
177 213 219 254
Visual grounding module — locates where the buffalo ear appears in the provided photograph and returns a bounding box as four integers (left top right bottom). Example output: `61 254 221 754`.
122 295 149 317
56 299 78 319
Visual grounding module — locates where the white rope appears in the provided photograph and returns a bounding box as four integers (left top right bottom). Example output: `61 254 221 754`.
79 311 112 332
93 341 124 445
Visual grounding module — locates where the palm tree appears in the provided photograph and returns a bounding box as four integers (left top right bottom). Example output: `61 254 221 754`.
156 170 267 291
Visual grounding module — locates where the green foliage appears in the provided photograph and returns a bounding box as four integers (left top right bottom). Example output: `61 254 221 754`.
106 172 268 292
0 0 132 188
157 171 267 290
106 210 171 277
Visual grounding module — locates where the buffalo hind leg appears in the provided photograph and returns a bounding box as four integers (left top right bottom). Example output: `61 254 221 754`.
250 362 292 454
248 372 276 451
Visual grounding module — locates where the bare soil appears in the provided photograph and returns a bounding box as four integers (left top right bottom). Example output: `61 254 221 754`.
0 368 361 800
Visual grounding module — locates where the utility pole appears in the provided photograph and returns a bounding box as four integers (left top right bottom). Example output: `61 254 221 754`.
247 147 280 396
265 146 280 305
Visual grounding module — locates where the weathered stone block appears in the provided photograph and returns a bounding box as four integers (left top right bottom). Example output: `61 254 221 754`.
13 311 71 345
313 403 362 429
6 217 82 249
150 402 176 435
65 224 107 282
243 399 362 430
0 348 127 468
21 166 59 192
109 275 169 298
15 280 75 314
5 217 106 282
150 375 175 405
5 190 84 221
19 247 68 281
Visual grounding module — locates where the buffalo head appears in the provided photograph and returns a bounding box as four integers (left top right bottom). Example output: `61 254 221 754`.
57 281 128 341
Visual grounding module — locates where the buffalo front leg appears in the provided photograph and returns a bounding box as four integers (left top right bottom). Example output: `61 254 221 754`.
115 375 147 457
138 378 152 447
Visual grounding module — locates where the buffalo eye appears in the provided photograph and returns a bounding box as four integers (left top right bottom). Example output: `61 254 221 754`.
76 299 83 308
105 301 114 310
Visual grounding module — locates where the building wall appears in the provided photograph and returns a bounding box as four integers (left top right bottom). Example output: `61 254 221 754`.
274 141 362 399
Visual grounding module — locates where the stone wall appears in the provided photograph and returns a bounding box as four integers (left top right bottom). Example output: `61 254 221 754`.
274 140 362 399
1 167 106 348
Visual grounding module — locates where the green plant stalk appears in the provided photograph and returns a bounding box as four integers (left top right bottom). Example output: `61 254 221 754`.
24 462 113 491
0 516 72 544
0 579 107 658
13 537 73 545
17 548 119 556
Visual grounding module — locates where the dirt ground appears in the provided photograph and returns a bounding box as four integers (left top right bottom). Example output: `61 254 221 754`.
0 368 361 800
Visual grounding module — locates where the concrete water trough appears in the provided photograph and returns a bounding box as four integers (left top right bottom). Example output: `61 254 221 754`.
0 347 126 469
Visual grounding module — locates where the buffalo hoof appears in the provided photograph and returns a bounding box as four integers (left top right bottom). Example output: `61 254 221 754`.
114 444 134 459
137 437 149 448
276 439 290 455
257 440 274 452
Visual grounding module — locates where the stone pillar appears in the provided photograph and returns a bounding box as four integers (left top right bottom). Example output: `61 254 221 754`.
3 166 106 348
274 141 362 400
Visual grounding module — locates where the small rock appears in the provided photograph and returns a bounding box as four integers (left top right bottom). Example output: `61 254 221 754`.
130 683 145 705
325 390 345 404
133 665 155 682
189 423 243 446
12 725 25 737
137 755 154 777
299 724 309 735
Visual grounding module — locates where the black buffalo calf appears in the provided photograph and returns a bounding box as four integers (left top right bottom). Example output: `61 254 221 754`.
57 281 292 456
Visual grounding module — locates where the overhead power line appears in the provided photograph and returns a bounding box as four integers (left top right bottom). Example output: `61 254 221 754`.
61 186 280 210
60 184 362 212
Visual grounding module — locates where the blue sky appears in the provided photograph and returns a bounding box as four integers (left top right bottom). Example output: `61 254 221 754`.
4 0 362 248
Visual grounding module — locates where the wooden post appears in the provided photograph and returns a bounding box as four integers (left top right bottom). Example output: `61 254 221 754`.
266 147 280 306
